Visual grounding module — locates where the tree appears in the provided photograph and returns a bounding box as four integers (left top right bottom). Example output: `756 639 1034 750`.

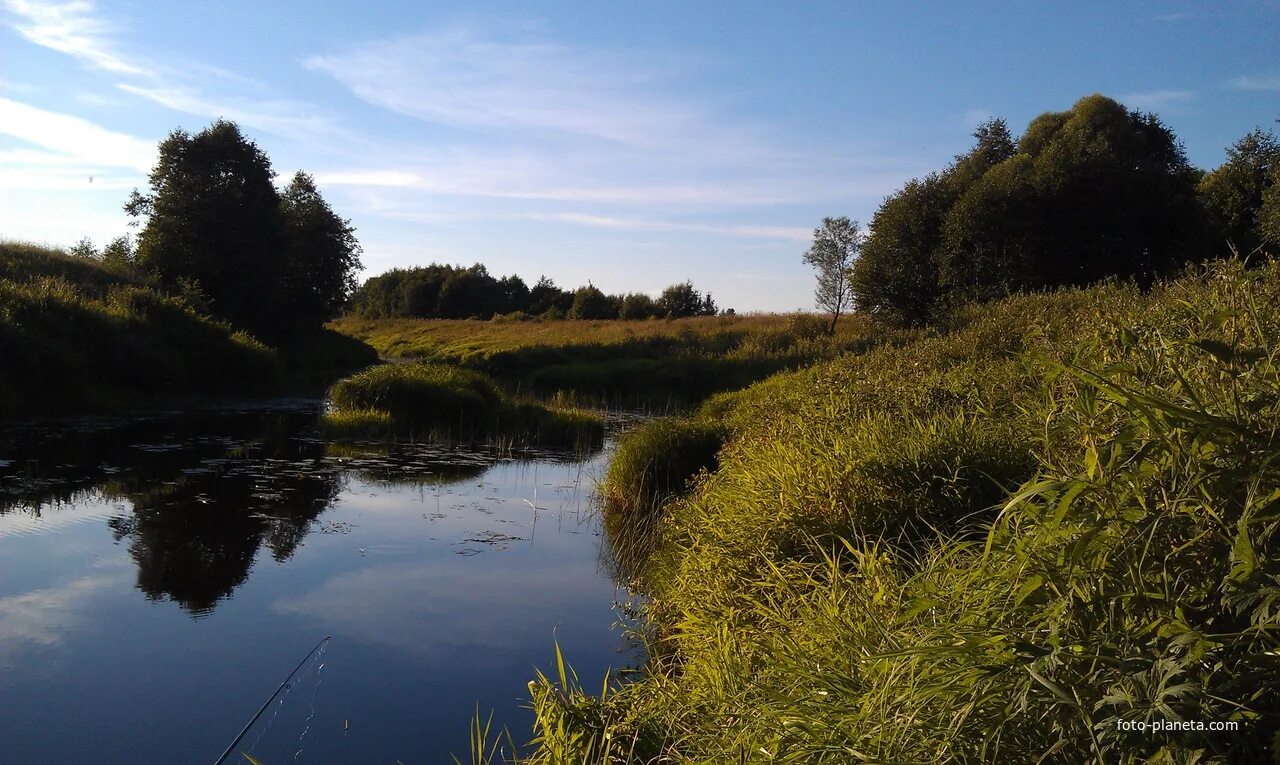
620 292 658 319
803 216 860 333
279 171 362 329
127 120 286 333
658 281 705 318
528 276 572 315
851 119 1016 324
1199 129 1280 255
568 283 617 319
939 94 1204 300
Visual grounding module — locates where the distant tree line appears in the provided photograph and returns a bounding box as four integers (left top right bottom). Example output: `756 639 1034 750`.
806 94 1280 326
351 267 721 320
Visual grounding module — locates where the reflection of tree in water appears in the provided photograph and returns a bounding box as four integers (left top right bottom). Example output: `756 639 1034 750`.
105 438 343 616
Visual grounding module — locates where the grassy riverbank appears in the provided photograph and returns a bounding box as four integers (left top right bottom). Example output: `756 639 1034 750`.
500 259 1280 764
330 312 899 406
0 241 375 424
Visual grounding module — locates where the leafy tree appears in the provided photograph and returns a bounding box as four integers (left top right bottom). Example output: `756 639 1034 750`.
528 276 573 315
437 265 504 319
569 283 617 319
621 292 658 319
1199 129 1280 255
940 95 1204 300
101 235 135 270
498 274 530 314
802 216 860 332
279 171 362 329
851 119 1016 324
659 281 706 318
69 237 97 259
127 120 286 333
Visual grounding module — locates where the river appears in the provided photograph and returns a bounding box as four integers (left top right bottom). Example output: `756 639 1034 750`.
0 400 637 764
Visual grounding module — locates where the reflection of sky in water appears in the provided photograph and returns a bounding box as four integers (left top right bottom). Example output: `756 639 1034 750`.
0 411 633 764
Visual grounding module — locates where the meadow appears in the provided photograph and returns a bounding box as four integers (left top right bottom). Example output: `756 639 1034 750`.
487 259 1280 764
330 312 903 406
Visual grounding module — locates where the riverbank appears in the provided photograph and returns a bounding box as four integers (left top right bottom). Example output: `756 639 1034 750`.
0 242 376 425
505 258 1280 764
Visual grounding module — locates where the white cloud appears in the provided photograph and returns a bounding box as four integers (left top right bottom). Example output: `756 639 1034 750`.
302 26 770 157
1231 74 1280 92
0 96 155 171
528 212 811 241
1119 90 1194 111
3 0 145 75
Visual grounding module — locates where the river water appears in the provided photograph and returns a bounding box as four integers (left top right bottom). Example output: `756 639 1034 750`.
0 401 636 764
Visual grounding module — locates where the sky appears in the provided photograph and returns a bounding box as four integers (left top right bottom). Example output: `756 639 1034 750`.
1 1 1277 312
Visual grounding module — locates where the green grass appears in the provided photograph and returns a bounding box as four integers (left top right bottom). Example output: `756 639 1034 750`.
325 362 604 449
484 258 1280 764
0 241 375 424
330 312 899 405
0 243 283 421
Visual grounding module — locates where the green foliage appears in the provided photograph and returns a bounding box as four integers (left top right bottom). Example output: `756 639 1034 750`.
331 313 884 407
569 284 619 320
940 95 1205 300
279 171 363 328
0 241 283 422
1198 128 1280 255
604 417 727 511
852 97 1211 323
127 120 359 335
802 216 860 332
326 362 603 448
620 292 659 320
657 281 716 318
497 259 1280 764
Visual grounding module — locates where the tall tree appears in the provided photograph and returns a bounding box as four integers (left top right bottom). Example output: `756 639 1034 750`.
803 216 860 333
126 120 286 333
940 94 1205 299
279 171 362 329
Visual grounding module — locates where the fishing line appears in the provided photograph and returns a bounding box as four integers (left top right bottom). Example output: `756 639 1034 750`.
292 640 327 762
212 635 331 765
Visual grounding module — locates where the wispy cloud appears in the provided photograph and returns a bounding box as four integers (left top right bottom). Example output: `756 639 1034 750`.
1231 74 1280 92
0 96 155 172
526 212 811 241
1120 89 1194 111
4 0 342 144
302 26 770 158
3 0 144 75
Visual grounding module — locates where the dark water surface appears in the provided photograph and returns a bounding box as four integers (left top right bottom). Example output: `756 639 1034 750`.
0 401 635 764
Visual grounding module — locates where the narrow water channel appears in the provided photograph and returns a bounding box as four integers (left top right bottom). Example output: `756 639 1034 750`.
0 401 637 764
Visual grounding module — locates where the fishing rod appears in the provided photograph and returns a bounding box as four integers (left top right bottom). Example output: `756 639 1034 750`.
213 635 332 765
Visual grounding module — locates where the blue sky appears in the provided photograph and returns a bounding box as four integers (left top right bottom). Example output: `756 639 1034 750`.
1 1 1277 311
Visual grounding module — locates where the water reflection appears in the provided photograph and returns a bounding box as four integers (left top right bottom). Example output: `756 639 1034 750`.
0 402 605 616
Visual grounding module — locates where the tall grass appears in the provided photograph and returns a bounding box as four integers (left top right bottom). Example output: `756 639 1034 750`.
324 362 604 449
0 246 283 422
493 259 1280 764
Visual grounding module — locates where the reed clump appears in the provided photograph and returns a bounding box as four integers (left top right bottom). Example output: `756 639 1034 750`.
325 362 604 449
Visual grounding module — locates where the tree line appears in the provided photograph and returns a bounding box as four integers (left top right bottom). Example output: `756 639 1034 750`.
351 267 722 320
805 94 1280 327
